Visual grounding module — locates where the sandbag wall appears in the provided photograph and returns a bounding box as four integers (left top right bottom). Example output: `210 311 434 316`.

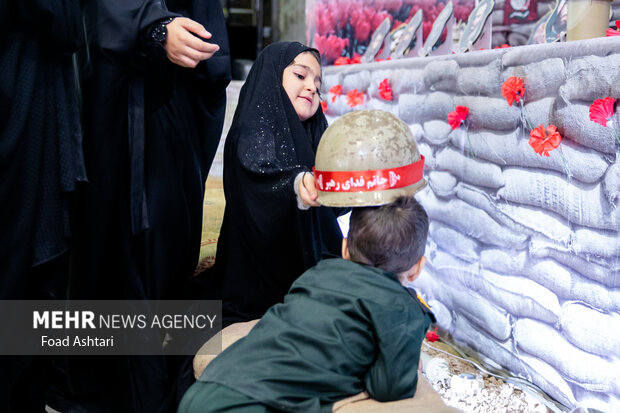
322 37 620 413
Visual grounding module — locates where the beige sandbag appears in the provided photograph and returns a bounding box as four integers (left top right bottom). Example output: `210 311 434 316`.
193 319 259 379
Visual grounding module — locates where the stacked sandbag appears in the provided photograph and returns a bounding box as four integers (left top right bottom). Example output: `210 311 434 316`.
322 37 620 412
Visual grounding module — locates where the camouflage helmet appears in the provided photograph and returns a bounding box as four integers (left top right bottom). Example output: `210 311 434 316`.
314 110 426 207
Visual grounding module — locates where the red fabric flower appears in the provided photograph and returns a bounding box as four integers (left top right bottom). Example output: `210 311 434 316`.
447 106 469 130
334 56 351 66
426 327 440 342
501 76 525 106
606 20 620 36
351 53 361 64
589 97 615 127
378 78 393 101
320 101 328 112
529 124 562 157
346 89 365 108
329 85 342 103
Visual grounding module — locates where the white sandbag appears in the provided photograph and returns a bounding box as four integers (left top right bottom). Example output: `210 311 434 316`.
572 386 620 413
365 98 397 114
391 68 426 95
342 70 371 95
480 269 561 324
554 103 618 154
522 98 554 133
417 142 435 170
561 302 620 357
453 96 520 131
428 171 457 198
427 299 453 331
559 54 620 102
367 69 394 100
399 92 454 124
327 94 357 116
498 168 620 230
524 260 620 313
501 39 617 68
449 130 609 184
423 120 452 145
428 221 479 262
514 318 620 394
480 248 527 274
503 58 565 103
573 227 620 258
456 61 502 97
604 161 620 207
435 147 505 189
425 256 512 341
452 314 528 376
417 190 528 249
529 237 620 288
423 60 459 90
517 353 577 408
454 183 534 236
494 201 572 245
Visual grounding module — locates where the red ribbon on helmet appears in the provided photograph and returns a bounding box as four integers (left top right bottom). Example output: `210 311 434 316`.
313 156 424 193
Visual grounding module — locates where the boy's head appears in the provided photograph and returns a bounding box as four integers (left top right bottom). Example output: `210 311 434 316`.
344 196 428 284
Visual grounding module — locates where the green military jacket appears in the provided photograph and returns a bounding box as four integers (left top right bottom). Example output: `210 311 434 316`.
200 258 434 412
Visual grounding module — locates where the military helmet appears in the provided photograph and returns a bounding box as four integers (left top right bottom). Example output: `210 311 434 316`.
314 110 426 207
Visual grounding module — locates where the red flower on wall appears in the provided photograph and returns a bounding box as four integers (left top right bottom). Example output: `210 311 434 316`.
447 106 469 130
501 76 525 106
346 89 365 108
314 34 350 63
334 56 352 66
378 78 393 101
329 85 342 103
426 326 440 342
529 125 562 157
606 20 620 36
320 101 328 112
589 97 615 127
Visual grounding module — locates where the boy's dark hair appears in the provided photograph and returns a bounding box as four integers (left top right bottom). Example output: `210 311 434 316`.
347 196 429 274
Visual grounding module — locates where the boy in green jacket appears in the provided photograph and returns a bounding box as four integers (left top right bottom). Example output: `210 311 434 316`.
180 195 434 413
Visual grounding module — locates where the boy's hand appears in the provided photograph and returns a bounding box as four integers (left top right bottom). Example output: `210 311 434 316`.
299 172 320 207
164 17 220 68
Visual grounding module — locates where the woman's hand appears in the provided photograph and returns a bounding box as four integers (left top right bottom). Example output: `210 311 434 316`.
164 17 220 68
299 172 320 207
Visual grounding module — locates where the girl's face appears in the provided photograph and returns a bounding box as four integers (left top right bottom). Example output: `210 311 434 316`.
282 52 322 122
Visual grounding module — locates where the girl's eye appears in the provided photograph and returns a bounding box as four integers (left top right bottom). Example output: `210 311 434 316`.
296 73 305 80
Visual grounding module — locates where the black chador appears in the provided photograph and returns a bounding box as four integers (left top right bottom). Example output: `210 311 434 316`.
52 1 231 412
195 42 345 325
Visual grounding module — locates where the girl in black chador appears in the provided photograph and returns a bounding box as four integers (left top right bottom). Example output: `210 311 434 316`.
196 42 344 326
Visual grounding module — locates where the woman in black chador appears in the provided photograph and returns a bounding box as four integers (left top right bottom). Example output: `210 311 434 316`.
198 42 345 326
52 1 231 412
0 1 84 411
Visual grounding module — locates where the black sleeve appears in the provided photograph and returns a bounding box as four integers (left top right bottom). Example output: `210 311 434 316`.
84 0 179 59
3 0 82 53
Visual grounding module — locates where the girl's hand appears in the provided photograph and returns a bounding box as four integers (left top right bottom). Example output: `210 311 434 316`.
299 172 320 207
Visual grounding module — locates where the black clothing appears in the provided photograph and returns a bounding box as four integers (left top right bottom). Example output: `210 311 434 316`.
0 0 84 299
0 1 83 410
199 42 344 324
183 259 435 413
51 1 230 412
